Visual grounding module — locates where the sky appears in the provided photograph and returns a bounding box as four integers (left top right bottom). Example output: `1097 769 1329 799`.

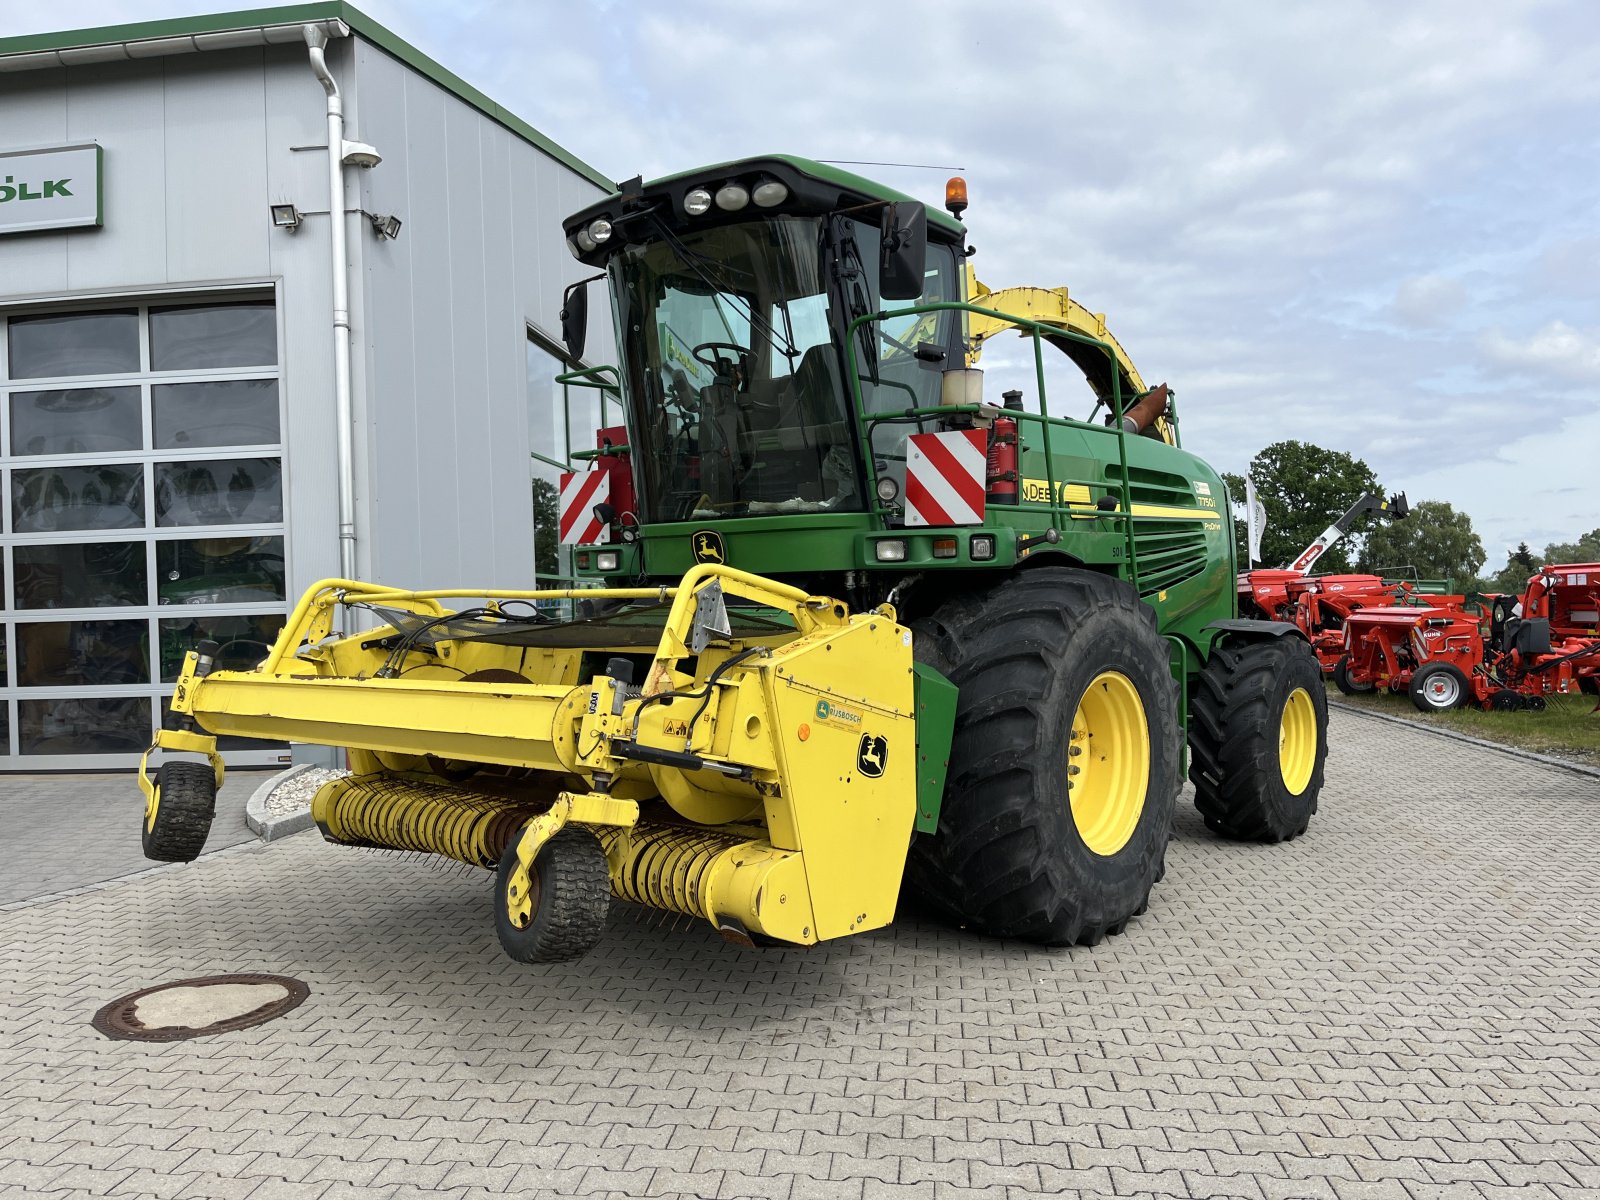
7 0 1598 568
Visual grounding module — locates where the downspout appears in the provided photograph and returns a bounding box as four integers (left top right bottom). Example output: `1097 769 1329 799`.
304 24 358 581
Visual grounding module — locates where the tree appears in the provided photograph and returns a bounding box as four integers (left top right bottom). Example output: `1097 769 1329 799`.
1481 542 1541 595
1542 527 1600 565
1226 442 1382 573
532 477 560 580
1359 499 1484 584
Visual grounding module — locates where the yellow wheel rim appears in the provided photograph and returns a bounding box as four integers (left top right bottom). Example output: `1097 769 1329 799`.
1279 687 1317 795
145 784 160 834
1068 671 1150 856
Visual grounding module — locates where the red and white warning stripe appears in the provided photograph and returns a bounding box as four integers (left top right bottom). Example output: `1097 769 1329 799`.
558 467 611 545
904 429 987 526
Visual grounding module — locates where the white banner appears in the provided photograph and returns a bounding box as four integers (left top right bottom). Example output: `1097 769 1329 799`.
0 144 102 235
1245 476 1266 566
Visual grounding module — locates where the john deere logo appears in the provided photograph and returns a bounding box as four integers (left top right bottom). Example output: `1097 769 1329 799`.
857 734 888 778
816 700 830 720
691 529 725 564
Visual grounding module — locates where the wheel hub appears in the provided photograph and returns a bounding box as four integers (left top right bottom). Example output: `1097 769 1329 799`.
1278 686 1317 795
1068 671 1149 856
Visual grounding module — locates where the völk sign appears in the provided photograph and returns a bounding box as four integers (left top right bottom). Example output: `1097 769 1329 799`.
0 144 102 235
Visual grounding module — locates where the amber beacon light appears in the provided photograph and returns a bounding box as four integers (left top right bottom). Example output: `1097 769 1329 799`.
945 176 969 219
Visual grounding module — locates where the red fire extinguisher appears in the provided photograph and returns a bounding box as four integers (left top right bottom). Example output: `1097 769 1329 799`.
987 390 1022 505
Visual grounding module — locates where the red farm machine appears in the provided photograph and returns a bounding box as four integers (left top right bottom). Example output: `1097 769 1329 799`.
1238 491 1413 671
1335 562 1600 711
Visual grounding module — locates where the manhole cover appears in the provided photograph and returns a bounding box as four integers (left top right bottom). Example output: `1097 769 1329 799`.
92 973 309 1042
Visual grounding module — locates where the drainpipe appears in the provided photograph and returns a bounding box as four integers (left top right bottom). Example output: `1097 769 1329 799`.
304 24 358 581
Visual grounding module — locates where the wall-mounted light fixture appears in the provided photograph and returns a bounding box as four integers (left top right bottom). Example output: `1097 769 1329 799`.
270 203 303 231
341 140 382 168
369 213 402 240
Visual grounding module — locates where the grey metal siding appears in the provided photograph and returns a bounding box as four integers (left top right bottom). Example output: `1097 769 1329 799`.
348 37 613 591
0 44 344 598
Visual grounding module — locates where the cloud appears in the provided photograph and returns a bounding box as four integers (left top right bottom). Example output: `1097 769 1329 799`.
3 0 1598 554
1480 321 1600 382
1391 274 1467 328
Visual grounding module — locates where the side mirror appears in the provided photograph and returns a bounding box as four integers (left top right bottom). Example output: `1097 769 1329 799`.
879 201 928 301
560 280 589 361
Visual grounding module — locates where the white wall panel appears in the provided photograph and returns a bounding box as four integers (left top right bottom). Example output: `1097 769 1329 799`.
349 37 613 592
162 54 271 283
61 58 166 291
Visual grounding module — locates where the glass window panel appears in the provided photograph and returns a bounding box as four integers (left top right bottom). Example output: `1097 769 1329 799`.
15 619 150 686
149 302 277 371
12 464 144 533
160 697 286 752
8 386 142 456
20 695 151 755
7 310 140 379
157 535 285 606
527 337 570 465
152 379 280 449
153 457 282 526
159 611 285 681
13 542 147 609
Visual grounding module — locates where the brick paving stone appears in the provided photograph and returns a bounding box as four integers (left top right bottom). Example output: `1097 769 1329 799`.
1 710 1597 1200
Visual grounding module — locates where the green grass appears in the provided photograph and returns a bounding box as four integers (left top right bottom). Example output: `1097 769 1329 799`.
1328 683 1600 767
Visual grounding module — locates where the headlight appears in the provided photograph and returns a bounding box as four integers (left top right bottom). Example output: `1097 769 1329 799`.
970 534 996 561
575 228 596 253
752 179 789 208
874 539 907 562
565 236 582 260
684 188 712 216
587 218 612 244
875 476 899 503
715 182 750 212
596 550 621 572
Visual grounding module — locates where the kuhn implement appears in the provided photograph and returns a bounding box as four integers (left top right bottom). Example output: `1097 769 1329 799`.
1335 563 1600 711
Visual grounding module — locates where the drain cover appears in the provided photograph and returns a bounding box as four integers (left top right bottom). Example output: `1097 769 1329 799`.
92 973 308 1042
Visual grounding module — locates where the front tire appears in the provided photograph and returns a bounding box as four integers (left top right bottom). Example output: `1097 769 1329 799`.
1190 636 1327 842
1409 662 1469 712
906 568 1179 946
142 761 217 863
494 828 611 964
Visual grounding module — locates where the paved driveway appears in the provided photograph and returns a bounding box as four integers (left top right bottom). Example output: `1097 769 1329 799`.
0 769 271 906
1 709 1596 1199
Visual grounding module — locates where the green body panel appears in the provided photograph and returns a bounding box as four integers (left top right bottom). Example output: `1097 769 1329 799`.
912 663 959 834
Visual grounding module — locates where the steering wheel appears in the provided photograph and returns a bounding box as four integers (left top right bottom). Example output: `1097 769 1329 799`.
692 341 747 374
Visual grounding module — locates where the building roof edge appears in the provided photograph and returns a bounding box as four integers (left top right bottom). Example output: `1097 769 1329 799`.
0 2 616 193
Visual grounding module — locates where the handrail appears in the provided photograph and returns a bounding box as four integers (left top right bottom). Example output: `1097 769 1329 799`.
844 299 1139 590
555 364 623 395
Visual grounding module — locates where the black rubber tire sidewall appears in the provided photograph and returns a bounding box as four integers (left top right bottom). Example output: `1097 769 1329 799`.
493 827 611 965
906 567 1179 946
141 761 216 863
1409 662 1470 712
1332 655 1372 695
1190 636 1327 843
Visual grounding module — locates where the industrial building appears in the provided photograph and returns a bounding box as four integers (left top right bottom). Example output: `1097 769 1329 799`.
0 3 615 769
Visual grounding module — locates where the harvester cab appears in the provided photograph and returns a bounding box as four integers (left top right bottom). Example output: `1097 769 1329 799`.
139 155 1331 964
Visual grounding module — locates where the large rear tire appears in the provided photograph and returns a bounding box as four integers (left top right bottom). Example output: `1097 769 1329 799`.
906 567 1178 946
1189 636 1327 842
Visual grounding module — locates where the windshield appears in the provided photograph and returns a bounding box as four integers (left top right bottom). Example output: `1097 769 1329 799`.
613 214 960 523
613 215 861 522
